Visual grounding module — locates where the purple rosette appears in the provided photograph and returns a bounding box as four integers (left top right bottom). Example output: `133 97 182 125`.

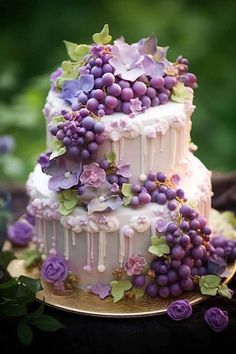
167 299 192 321
8 220 33 246
41 255 68 283
204 307 229 332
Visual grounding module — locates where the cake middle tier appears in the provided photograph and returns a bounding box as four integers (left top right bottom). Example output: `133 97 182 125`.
44 90 195 181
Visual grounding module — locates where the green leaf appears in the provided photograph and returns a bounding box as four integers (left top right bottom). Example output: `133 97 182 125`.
121 183 132 197
106 151 116 163
30 315 64 332
18 276 43 293
50 146 66 160
110 280 132 303
63 198 78 211
48 139 63 152
148 236 170 257
17 322 33 346
27 303 45 320
50 115 64 125
20 249 42 268
62 190 76 200
64 41 90 62
0 278 17 289
2 303 27 317
0 250 16 268
221 211 236 228
171 82 193 103
92 24 112 45
134 288 144 299
57 61 81 89
58 190 78 216
200 286 218 296
199 275 221 296
218 284 233 299
58 204 72 216
123 195 132 206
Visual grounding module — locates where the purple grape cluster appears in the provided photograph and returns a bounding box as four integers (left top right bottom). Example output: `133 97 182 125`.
99 159 129 187
210 236 236 262
49 110 105 161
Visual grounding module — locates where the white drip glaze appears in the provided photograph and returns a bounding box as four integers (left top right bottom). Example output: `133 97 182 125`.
120 137 125 160
52 220 57 248
127 236 133 258
150 218 157 236
72 230 76 246
119 227 125 266
90 233 94 264
83 233 92 273
112 141 120 162
97 230 106 272
171 127 177 170
64 227 69 260
140 133 147 175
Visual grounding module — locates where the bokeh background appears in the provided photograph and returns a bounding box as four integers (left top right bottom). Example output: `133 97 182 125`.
0 0 236 183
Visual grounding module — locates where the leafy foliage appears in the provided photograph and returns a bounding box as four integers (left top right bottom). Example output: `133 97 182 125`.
148 235 170 257
110 279 132 303
92 24 112 45
58 189 78 215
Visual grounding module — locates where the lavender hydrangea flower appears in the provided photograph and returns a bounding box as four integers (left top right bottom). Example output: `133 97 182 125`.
80 163 106 188
44 154 82 192
167 300 192 321
129 98 142 117
8 220 33 246
50 67 63 82
60 75 94 104
38 152 51 169
204 307 229 332
109 40 144 82
41 255 68 283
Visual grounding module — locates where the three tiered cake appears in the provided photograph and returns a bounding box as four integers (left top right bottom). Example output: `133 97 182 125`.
26 25 213 300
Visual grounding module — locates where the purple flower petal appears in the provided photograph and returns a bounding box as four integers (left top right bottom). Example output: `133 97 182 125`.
204 307 229 332
90 283 111 299
137 35 157 55
142 55 164 78
48 172 79 192
79 74 94 92
167 300 192 321
117 161 132 178
87 195 123 215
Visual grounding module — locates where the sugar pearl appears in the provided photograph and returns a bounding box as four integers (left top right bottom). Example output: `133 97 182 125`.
97 264 106 272
41 254 47 261
49 248 57 255
139 174 147 182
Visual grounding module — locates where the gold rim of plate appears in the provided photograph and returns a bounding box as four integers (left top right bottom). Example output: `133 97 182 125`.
5 241 236 318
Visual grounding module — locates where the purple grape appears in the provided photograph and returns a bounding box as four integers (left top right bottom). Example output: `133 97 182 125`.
167 201 177 211
140 95 151 108
102 73 115 86
159 286 170 298
145 283 158 297
92 89 105 102
179 234 190 248
78 92 88 104
166 188 176 200
147 172 157 181
146 87 156 98
198 266 207 276
178 265 191 278
211 236 225 248
107 174 118 184
138 192 151 204
156 193 167 205
176 189 185 198
93 121 105 134
100 160 110 169
77 137 84 146
151 97 160 107
201 226 211 235
167 270 178 283
87 98 99 111
172 260 181 269
179 205 192 218
80 108 89 118
118 176 129 185
159 264 168 274
150 190 159 202
107 83 122 97
158 93 169 104
192 235 202 247
170 283 183 297
56 130 65 141
94 77 103 89
105 95 118 109
144 180 156 192
69 146 80 156
156 275 168 286
95 58 103 67
50 125 58 136
156 172 167 182
122 102 131 114
171 246 185 260
87 142 98 153
82 116 95 130
94 134 105 144
102 63 113 74
191 268 198 276
182 256 194 267
132 274 146 288
130 196 140 208
159 185 167 193
132 81 147 96
150 76 164 89
164 76 177 89
118 80 130 89
121 88 134 101
189 219 200 230
85 131 95 142
167 223 178 234
91 66 102 78
180 220 189 232
81 149 90 159
173 230 180 238
131 183 141 193
180 278 195 291
188 230 197 239
114 98 122 112
63 136 72 146
150 259 161 272
191 246 204 259
215 247 225 257
166 234 175 246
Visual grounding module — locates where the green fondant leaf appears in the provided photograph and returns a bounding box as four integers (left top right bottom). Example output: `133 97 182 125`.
134 288 144 299
123 195 132 206
110 279 132 303
48 139 63 152
106 151 116 163
57 61 81 89
63 198 77 211
50 147 66 160
218 284 233 299
221 211 236 228
148 236 170 257
200 286 218 296
20 249 42 268
64 41 90 62
199 275 221 296
171 82 193 103
51 115 64 125
92 24 112 45
121 183 132 197
58 204 72 216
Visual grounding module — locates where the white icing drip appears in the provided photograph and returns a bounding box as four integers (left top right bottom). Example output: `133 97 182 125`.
90 233 94 263
159 135 164 152
64 227 69 260
112 141 120 162
72 230 76 246
171 127 177 170
120 137 125 160
35 218 41 244
39 219 44 246
119 227 125 266
84 232 92 273
149 138 155 171
140 133 146 175
97 230 106 272
151 218 157 236
52 220 57 248
128 236 133 258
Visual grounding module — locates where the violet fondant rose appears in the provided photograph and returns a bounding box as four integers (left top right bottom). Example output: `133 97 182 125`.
41 255 68 283
204 307 229 332
8 220 33 246
124 255 147 276
167 300 192 321
80 163 106 188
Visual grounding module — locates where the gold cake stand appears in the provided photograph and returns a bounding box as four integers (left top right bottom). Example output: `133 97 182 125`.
5 241 236 318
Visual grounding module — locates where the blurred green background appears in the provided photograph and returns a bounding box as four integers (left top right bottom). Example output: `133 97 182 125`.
0 0 236 183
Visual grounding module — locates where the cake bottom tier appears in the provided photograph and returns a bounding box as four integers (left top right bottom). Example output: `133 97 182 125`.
27 154 212 288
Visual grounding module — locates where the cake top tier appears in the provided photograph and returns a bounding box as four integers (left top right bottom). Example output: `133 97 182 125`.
49 24 197 120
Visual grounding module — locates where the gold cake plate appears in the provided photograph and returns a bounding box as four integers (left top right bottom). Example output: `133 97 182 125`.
5 241 236 318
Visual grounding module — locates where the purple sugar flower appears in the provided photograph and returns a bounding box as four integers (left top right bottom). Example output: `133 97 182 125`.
60 75 94 104
124 255 147 276
116 160 131 178
38 152 51 169
167 300 192 321
109 40 144 82
8 219 33 246
204 307 229 332
80 163 106 188
44 154 82 192
130 98 142 117
90 283 111 299
41 255 68 283
50 67 62 82
142 55 164 78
